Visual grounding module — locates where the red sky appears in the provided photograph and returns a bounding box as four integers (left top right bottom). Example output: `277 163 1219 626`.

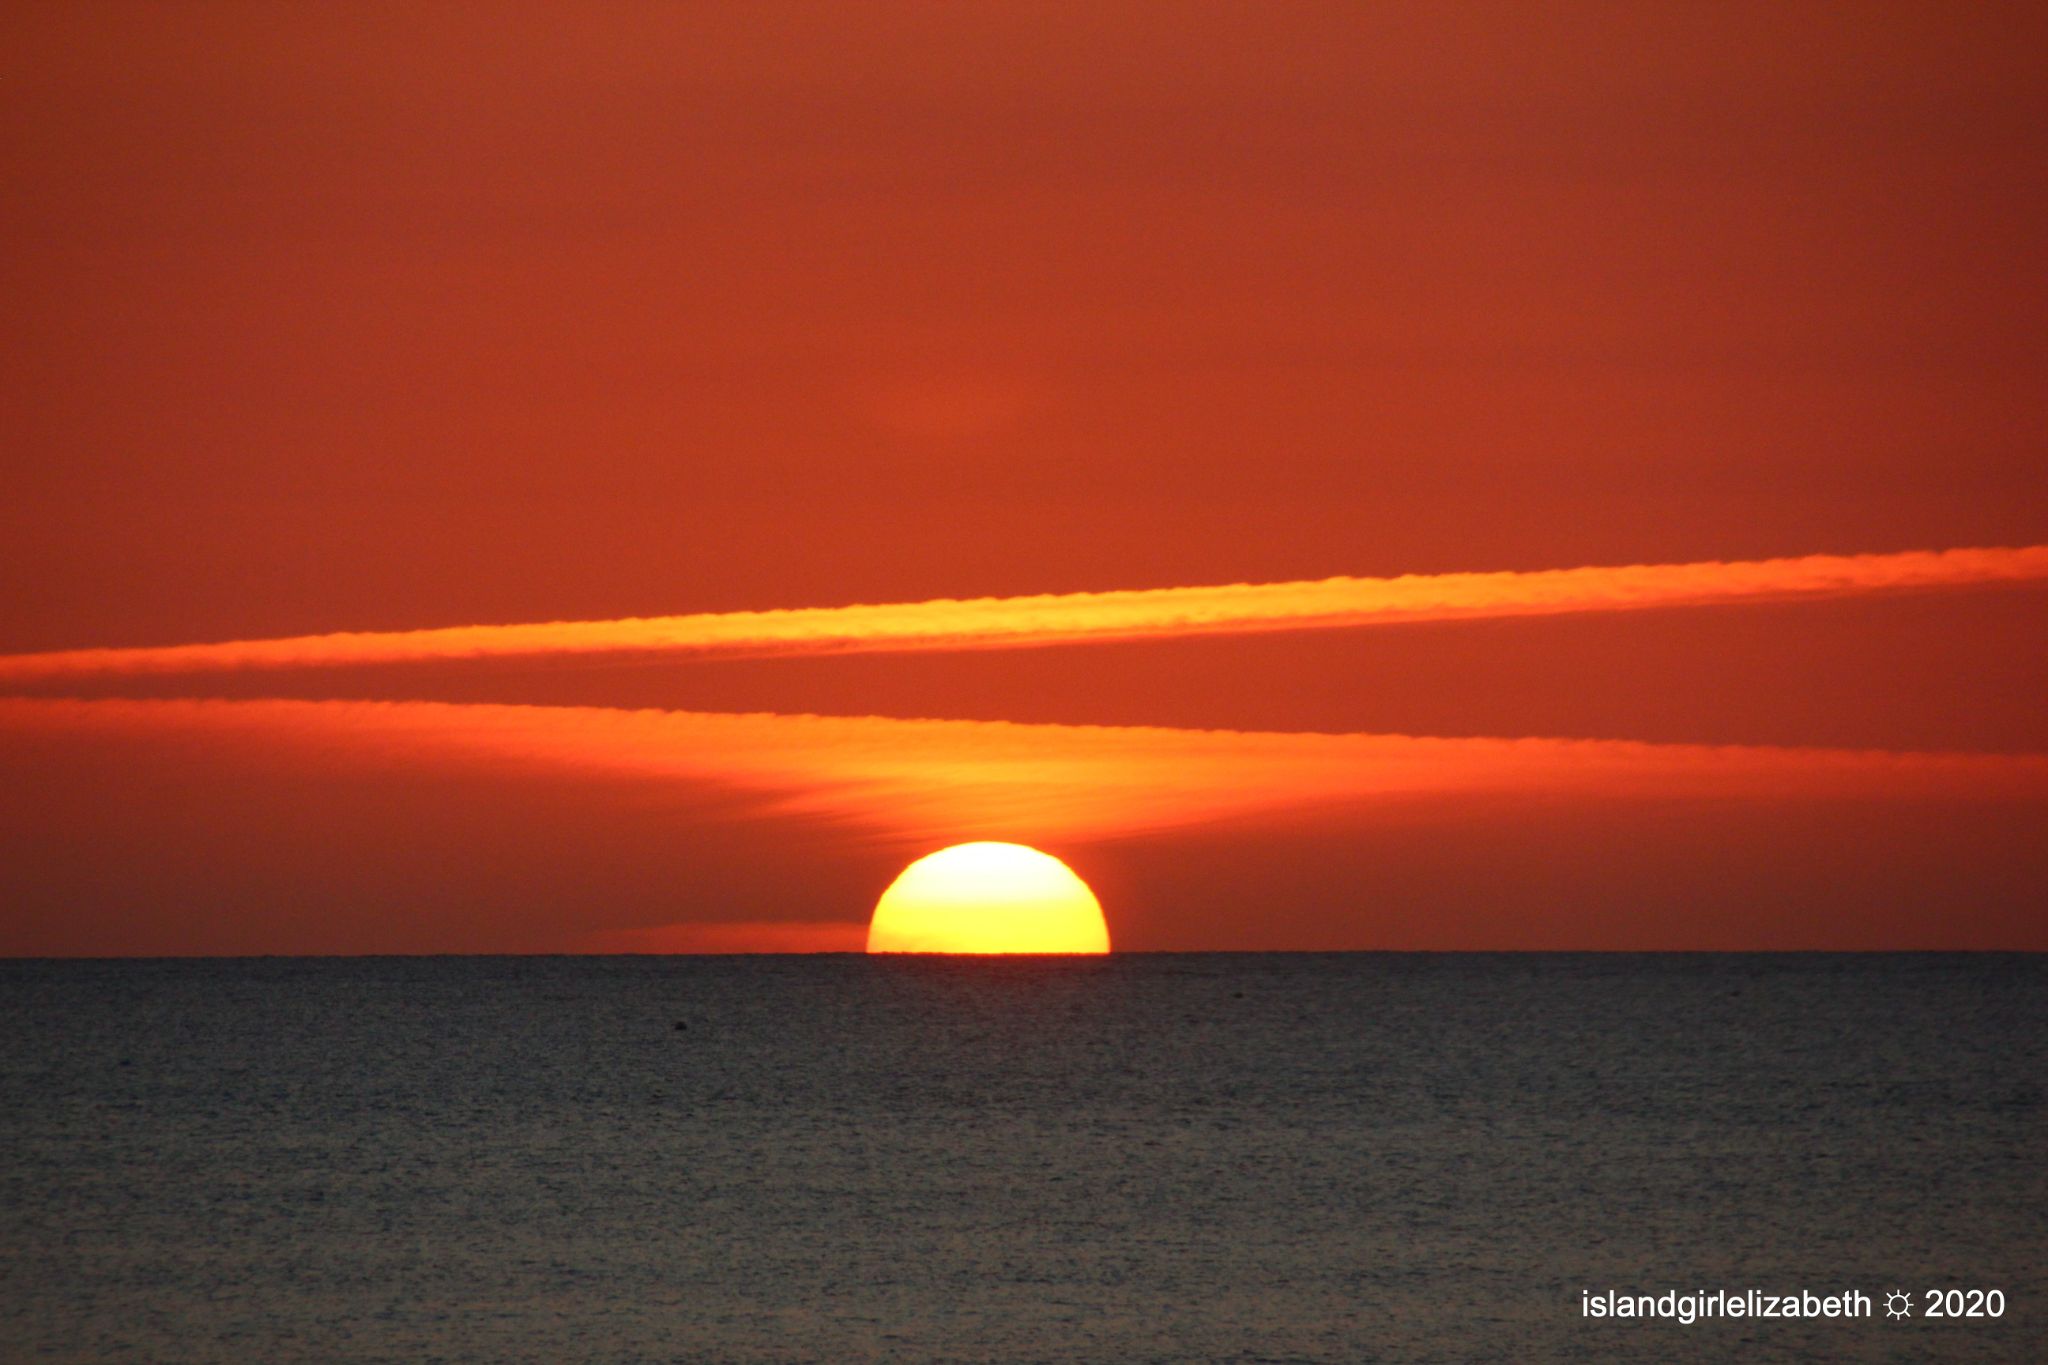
3 3 2043 953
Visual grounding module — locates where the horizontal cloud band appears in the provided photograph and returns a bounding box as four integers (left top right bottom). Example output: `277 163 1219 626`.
2 545 2043 682
5 696 2043 847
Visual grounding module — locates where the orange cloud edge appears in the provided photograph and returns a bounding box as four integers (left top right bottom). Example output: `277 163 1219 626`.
1 545 2040 681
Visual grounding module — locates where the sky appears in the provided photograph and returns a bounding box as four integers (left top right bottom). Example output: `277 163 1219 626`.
3 2 2044 953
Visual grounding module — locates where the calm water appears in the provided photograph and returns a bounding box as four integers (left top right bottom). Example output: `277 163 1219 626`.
1 954 2041 1363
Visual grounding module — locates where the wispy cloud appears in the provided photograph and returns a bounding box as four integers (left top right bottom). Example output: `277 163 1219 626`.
580 921 867 954
6 696 2041 848
2 546 2041 682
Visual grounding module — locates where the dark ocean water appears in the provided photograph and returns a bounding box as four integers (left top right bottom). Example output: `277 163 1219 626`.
0 954 2040 1363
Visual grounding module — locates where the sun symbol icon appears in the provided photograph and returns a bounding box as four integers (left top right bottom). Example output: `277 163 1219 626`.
1885 1290 1913 1319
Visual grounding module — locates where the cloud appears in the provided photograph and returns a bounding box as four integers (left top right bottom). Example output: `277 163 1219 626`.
1 545 2042 682
579 921 867 954
4 696 2041 849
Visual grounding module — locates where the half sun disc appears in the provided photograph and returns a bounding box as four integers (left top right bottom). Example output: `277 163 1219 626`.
866 842 1110 954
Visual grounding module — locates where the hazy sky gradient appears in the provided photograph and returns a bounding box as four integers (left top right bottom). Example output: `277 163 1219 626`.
2 3 2041 952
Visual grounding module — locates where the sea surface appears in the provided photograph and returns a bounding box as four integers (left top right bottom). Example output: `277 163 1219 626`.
1 954 2041 1363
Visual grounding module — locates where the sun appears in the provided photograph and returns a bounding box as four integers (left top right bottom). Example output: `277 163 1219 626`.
867 842 1110 954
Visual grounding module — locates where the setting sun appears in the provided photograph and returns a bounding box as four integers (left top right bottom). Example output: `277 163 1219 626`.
866 842 1110 954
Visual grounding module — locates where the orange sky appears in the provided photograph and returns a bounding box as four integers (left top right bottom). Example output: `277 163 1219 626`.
2 3 2043 953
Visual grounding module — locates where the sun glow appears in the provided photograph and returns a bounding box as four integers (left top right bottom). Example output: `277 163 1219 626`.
866 842 1110 954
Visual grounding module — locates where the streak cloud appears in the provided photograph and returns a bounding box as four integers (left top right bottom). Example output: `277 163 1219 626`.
5 696 2042 849
2 546 2042 682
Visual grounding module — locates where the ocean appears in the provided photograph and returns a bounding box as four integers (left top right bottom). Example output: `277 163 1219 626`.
1 953 2040 1362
